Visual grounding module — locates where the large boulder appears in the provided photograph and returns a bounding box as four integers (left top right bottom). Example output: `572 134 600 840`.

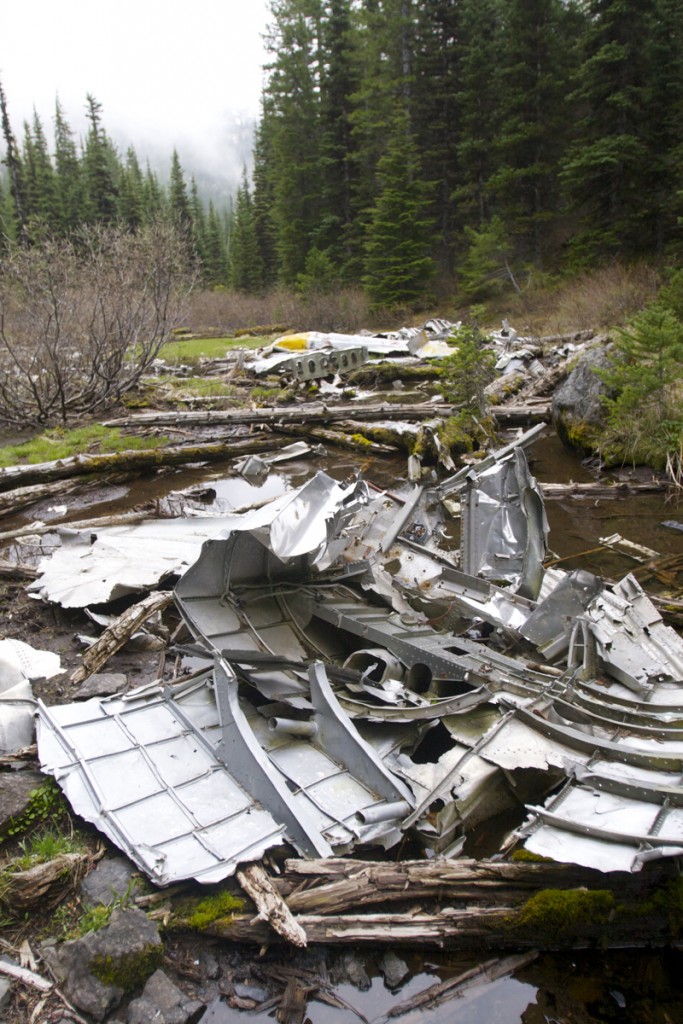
551 342 614 451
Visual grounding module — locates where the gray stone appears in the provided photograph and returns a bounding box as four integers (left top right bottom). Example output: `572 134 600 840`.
41 907 163 1022
379 950 409 990
74 673 127 700
339 951 371 991
0 769 47 833
0 975 11 1009
551 343 615 449
126 969 204 1024
80 856 140 907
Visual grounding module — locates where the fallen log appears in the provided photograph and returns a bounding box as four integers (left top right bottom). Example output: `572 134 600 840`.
200 857 677 950
70 591 174 686
0 436 280 492
0 478 91 518
279 423 398 455
541 480 665 498
490 402 551 425
101 401 458 431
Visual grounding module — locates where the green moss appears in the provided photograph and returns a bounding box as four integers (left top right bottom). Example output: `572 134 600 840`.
346 362 438 386
350 433 373 449
0 425 168 467
1 779 67 841
173 890 245 931
505 888 615 940
90 942 163 992
636 877 683 937
510 848 554 864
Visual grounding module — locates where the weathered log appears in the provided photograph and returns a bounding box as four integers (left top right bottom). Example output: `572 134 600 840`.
280 423 398 454
0 478 89 518
70 591 174 686
490 402 551 425
0 436 280 492
237 863 307 949
101 401 458 431
541 480 665 498
272 857 652 916
0 558 38 580
0 853 90 909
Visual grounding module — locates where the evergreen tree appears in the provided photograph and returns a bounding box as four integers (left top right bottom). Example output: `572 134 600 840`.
362 108 435 307
251 108 279 287
203 200 229 286
228 169 263 292
143 163 165 221
0 76 27 241
168 149 192 232
82 94 118 223
561 0 661 259
53 100 84 234
22 111 59 236
117 147 145 229
489 0 580 267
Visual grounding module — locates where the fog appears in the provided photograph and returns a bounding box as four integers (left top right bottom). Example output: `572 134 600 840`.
1 0 271 200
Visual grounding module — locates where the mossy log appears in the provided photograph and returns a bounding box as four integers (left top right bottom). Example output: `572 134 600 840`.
279 423 398 455
0 436 279 492
202 857 681 950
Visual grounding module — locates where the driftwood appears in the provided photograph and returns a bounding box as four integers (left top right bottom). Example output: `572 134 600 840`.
0 958 52 993
0 436 280 492
70 591 174 686
237 863 308 949
0 478 91 518
0 558 37 580
490 402 551 424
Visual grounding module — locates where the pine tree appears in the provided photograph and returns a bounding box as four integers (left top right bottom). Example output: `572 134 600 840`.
561 0 661 260
82 94 118 223
251 109 279 287
228 169 263 292
0 76 27 241
489 0 580 267
53 100 84 234
203 200 229 286
22 111 59 237
117 147 145 229
362 107 435 307
168 149 192 232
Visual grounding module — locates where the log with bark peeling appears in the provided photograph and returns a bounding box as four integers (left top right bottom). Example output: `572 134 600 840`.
70 591 174 685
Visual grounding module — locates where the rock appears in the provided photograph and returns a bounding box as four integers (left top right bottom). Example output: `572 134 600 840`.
0 974 11 1009
41 907 163 1021
74 672 127 700
551 343 614 451
79 856 140 907
0 769 47 833
197 999 233 1022
126 969 204 1024
339 950 371 991
379 950 409 990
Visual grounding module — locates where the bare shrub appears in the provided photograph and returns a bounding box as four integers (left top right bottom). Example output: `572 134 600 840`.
185 286 377 335
0 221 195 426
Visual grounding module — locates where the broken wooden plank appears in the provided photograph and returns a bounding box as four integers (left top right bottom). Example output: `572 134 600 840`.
237 862 307 949
70 591 174 686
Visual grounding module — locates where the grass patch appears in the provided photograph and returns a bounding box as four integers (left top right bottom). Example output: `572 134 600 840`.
0 424 169 467
157 335 267 365
12 829 85 871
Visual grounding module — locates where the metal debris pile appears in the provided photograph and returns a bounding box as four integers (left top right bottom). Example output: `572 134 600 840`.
32 425 683 886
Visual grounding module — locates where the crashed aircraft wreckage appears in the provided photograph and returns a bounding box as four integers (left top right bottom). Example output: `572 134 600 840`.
36 425 683 885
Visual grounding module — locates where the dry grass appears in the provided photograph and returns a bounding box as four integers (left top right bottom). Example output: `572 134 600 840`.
185 286 377 336
183 262 664 341
498 262 662 338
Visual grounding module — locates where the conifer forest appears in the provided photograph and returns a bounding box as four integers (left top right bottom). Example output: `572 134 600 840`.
1 0 682 307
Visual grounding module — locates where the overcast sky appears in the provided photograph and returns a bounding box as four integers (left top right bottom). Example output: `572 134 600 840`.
1 0 272 192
